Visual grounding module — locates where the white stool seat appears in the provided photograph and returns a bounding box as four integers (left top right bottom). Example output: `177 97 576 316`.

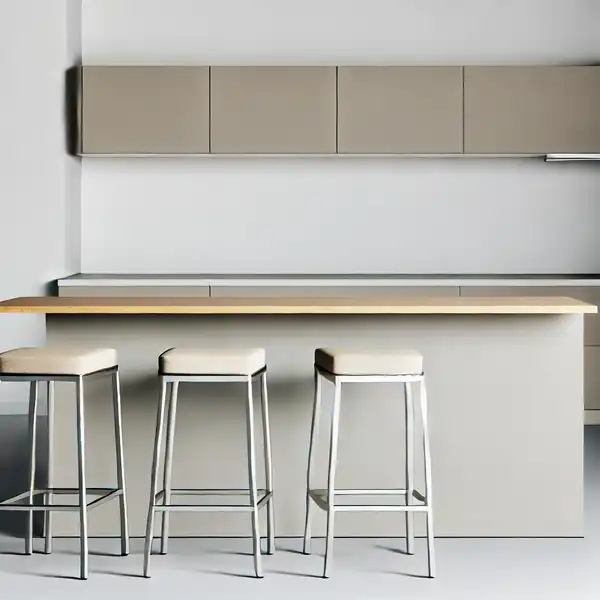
0 347 118 375
159 347 266 376
315 347 423 376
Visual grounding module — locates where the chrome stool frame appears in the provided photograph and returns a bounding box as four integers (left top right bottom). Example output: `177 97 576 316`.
302 365 435 579
143 366 274 579
0 367 130 580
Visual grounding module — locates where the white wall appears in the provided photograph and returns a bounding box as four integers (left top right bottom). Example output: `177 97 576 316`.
81 0 600 274
0 0 81 413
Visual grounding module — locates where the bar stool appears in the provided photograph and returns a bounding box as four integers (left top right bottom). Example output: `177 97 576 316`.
302 347 435 578
0 347 129 580
143 347 274 579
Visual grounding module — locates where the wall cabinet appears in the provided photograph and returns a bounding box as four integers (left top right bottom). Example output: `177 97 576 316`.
80 66 210 154
464 66 600 154
210 66 337 154
77 65 600 156
337 66 463 153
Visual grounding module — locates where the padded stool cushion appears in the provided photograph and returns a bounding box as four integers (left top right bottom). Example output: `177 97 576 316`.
315 347 423 376
159 347 266 376
0 347 118 375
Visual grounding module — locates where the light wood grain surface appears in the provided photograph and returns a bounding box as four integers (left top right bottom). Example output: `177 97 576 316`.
0 296 595 314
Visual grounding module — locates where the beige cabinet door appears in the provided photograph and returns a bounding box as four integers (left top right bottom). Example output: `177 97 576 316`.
464 66 600 154
81 66 210 154
210 66 336 153
337 67 463 154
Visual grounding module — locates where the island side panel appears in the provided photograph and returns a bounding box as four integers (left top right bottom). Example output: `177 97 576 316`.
46 313 584 538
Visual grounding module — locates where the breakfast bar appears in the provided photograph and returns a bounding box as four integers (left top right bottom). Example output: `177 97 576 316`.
0 295 595 540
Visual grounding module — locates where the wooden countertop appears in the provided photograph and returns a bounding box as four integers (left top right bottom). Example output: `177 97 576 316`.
0 296 595 315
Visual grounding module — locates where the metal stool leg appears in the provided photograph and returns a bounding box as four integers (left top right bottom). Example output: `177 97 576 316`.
404 381 415 555
303 367 322 555
44 381 54 554
76 377 89 580
418 377 435 578
323 380 342 579
25 381 39 556
111 370 130 556
245 376 263 578
160 381 179 555
259 372 275 555
143 379 169 578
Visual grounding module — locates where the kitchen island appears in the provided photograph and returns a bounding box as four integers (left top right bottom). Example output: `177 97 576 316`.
0 295 595 539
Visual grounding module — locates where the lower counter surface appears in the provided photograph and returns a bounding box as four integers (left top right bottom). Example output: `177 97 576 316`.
46 313 584 538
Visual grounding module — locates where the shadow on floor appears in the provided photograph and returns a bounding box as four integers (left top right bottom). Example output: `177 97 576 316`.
0 415 46 539
585 425 600 475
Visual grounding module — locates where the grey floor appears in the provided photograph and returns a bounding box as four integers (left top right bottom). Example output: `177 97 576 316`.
1 418 599 599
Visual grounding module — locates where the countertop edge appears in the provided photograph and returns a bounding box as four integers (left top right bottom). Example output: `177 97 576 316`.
0 296 596 315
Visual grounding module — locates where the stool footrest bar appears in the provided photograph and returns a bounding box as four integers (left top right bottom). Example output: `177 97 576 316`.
308 488 429 513
153 491 272 513
334 504 429 513
311 488 409 496
157 488 268 497
0 488 123 512
38 487 116 495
